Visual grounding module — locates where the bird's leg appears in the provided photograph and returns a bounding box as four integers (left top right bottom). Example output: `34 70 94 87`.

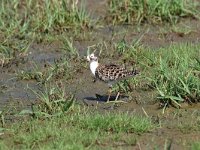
113 84 126 103
115 91 120 101
106 88 127 104
114 83 121 101
107 86 112 102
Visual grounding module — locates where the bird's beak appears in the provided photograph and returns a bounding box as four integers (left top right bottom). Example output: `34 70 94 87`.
86 55 90 61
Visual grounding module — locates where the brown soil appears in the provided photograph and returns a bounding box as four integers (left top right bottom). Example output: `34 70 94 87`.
1 0 200 149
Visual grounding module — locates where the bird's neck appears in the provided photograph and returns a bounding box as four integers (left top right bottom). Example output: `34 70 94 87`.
90 60 99 76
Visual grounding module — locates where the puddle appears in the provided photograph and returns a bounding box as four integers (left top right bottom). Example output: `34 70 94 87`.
0 0 200 148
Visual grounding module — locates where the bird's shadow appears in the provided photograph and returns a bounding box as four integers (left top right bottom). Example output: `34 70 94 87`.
84 94 129 102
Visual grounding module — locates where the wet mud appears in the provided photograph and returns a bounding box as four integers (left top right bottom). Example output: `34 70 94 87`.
1 0 200 148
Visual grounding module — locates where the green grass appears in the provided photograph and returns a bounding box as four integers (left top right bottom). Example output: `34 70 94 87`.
16 53 78 84
108 0 199 24
0 78 154 149
192 142 200 150
0 0 91 65
0 1 200 148
60 36 80 58
0 109 154 149
0 38 31 66
30 83 74 117
146 44 200 108
112 40 200 108
0 0 91 39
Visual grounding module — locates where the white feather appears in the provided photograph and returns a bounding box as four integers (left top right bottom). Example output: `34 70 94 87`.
90 60 99 76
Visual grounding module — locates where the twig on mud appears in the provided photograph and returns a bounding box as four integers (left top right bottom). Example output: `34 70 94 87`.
137 142 142 150
142 107 149 117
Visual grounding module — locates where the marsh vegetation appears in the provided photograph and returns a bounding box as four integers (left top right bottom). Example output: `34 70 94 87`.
0 0 200 149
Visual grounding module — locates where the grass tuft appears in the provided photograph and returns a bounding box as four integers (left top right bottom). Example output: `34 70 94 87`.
147 44 200 107
28 83 75 117
0 110 154 149
192 142 200 150
108 0 199 24
0 0 91 42
0 0 92 64
114 41 200 108
75 112 153 133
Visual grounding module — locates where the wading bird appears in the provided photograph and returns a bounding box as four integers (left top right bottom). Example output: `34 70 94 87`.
87 53 139 102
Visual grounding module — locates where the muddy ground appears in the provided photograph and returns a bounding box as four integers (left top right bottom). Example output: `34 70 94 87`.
1 0 200 149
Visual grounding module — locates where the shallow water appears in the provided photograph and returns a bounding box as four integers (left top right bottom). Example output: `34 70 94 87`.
1 0 200 148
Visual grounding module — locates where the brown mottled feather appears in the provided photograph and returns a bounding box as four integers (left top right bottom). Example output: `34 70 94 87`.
95 64 138 83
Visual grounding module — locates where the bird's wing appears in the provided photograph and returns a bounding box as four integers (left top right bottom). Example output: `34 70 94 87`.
95 64 130 82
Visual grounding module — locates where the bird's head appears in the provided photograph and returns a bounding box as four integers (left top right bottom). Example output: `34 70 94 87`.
87 53 98 62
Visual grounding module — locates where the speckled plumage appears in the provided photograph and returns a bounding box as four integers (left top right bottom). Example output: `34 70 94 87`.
95 64 138 84
87 53 139 102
